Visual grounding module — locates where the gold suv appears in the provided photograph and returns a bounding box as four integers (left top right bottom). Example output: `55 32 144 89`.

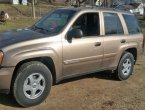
0 8 144 107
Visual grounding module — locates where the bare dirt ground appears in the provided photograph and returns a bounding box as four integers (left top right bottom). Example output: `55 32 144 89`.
0 55 144 110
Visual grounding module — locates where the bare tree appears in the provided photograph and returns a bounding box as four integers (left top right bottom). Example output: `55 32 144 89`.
32 0 36 19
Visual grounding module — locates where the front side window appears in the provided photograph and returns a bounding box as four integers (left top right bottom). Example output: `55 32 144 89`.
71 13 100 37
32 9 76 35
123 14 141 34
104 12 124 35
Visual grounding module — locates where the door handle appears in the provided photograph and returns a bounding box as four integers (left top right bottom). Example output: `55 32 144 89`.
120 39 126 43
94 42 101 46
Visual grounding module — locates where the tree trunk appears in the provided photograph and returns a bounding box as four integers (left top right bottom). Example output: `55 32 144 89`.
32 0 36 19
143 7 145 20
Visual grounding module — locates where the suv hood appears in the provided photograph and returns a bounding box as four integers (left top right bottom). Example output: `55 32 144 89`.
0 29 48 48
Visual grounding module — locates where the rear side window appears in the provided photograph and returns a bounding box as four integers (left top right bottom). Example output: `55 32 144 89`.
123 14 141 34
104 13 124 35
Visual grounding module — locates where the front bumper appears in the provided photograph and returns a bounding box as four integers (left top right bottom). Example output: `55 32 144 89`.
0 67 15 94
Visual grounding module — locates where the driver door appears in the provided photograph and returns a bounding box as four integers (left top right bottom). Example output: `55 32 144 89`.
62 12 104 77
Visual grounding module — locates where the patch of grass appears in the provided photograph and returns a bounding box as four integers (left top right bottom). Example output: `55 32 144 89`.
0 3 60 32
0 4 20 17
0 17 37 32
13 5 56 17
0 4 38 32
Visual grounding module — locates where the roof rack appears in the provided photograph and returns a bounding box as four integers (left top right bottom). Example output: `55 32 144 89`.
77 4 131 13
72 0 131 13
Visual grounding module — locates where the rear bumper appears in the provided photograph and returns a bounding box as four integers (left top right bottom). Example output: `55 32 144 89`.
0 67 15 94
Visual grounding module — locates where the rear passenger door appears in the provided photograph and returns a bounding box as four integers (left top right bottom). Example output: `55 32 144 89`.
102 12 126 68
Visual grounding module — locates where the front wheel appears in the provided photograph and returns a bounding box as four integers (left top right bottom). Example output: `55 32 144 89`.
115 52 135 81
13 61 52 107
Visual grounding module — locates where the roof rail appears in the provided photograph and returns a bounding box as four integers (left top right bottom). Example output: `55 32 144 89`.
71 0 131 13
78 4 131 13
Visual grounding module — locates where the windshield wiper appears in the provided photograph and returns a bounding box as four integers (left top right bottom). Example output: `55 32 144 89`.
33 25 50 33
34 25 44 30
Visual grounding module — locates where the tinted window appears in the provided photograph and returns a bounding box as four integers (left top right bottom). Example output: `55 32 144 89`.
123 14 141 34
32 9 76 35
71 13 100 37
104 13 124 35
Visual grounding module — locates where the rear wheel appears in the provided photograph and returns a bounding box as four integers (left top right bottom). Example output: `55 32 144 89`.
115 52 134 80
13 61 52 107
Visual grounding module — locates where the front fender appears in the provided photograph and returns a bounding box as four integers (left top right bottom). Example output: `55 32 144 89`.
1 37 63 80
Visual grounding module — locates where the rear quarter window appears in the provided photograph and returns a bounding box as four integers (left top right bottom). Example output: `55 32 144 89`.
104 12 124 35
123 14 141 34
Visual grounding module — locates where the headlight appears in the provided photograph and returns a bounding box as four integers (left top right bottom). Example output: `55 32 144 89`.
0 51 3 65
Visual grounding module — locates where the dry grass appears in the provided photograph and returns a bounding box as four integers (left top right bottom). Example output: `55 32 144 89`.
0 17 37 32
0 3 63 32
0 4 19 16
0 4 52 32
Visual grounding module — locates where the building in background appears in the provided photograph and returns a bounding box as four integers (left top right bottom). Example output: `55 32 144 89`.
0 0 26 4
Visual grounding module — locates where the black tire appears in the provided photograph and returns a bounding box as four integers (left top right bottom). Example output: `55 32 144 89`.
13 61 52 107
115 52 135 81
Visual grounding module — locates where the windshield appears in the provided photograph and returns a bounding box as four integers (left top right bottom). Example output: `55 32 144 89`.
32 9 76 35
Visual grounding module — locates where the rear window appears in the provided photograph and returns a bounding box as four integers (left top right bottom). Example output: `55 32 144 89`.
123 14 141 34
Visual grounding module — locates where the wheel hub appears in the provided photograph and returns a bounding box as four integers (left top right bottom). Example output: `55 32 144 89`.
122 58 132 76
32 83 37 88
23 73 46 99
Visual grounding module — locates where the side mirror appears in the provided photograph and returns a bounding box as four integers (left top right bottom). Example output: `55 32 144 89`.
67 28 83 40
